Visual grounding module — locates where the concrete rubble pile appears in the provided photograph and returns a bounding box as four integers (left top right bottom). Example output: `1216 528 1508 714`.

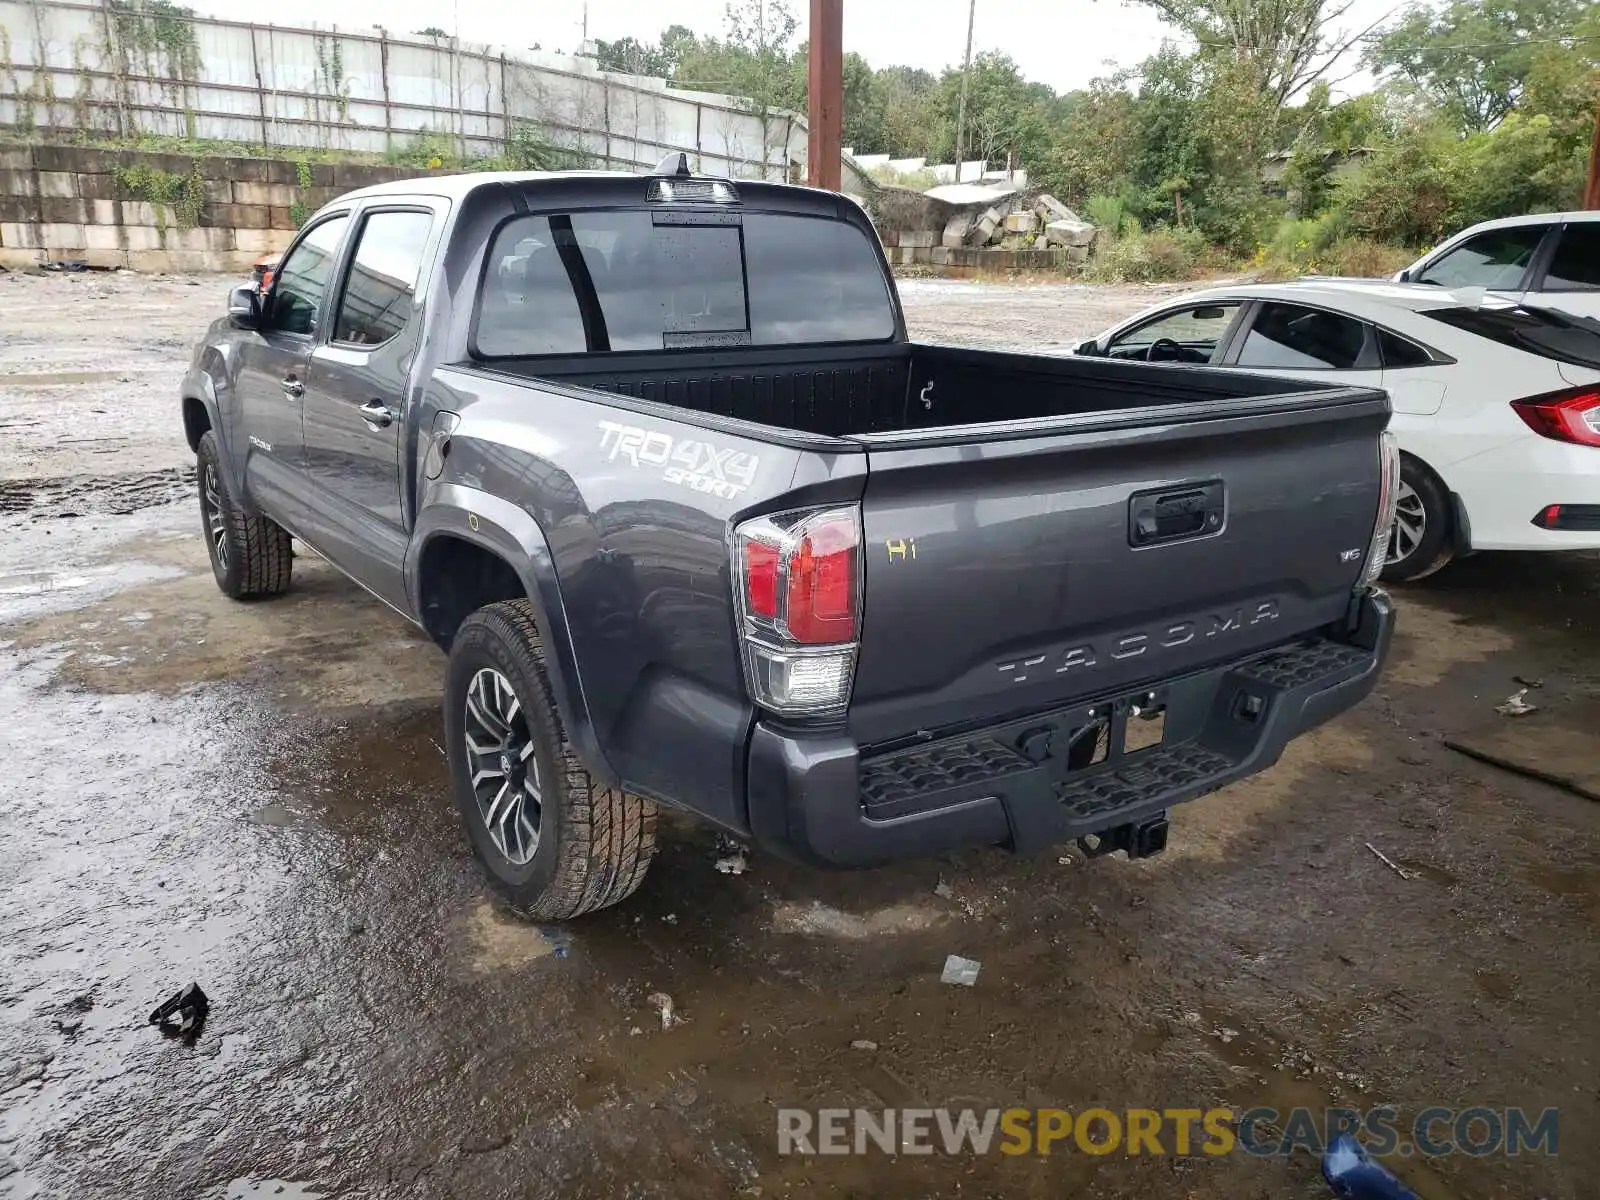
877 187 1098 270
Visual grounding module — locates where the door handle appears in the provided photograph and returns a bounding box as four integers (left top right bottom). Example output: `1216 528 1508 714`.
280 376 304 399
359 399 394 429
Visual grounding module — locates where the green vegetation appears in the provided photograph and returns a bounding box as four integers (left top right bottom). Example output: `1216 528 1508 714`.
596 0 1597 281
115 158 206 242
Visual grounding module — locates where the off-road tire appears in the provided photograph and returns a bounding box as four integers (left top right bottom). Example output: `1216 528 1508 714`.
444 598 657 920
1381 456 1455 585
197 430 293 599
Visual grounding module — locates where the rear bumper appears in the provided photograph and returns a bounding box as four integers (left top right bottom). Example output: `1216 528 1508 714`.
745 590 1395 868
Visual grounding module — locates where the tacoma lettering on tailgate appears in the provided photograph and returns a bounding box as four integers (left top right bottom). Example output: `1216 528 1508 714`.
998 601 1281 683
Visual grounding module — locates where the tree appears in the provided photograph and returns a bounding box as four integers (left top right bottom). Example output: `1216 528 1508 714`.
593 36 673 76
874 66 939 158
930 52 1053 170
1125 0 1388 105
1365 0 1593 133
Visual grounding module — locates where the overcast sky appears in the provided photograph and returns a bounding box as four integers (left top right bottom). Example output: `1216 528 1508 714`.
212 0 1393 97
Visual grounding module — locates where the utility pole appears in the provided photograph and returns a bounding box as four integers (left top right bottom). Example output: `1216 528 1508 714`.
953 0 976 183
806 0 842 189
1585 106 1600 210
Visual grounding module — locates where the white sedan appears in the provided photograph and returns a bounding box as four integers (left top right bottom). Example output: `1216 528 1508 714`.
1072 280 1600 582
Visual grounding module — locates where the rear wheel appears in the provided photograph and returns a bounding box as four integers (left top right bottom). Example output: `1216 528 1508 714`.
1381 457 1455 584
444 599 657 920
197 430 292 599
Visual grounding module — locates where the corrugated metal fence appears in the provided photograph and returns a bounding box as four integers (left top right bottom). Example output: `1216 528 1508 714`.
0 0 807 179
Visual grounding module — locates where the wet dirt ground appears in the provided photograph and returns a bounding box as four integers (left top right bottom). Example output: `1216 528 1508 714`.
2 269 1598 1200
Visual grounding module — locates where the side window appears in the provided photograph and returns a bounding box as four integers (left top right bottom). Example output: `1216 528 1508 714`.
476 216 591 356
1106 303 1239 363
1416 227 1545 290
267 215 350 336
1236 303 1367 370
332 211 434 346
1542 225 1600 292
1378 327 1433 368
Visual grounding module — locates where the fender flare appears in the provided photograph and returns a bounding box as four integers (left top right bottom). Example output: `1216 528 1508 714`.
407 485 618 786
180 369 244 496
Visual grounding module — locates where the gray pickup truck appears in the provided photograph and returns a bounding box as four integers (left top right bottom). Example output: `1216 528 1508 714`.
181 160 1398 920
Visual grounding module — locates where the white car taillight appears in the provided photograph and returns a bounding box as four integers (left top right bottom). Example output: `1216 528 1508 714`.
1510 387 1600 447
732 506 861 716
1362 430 1401 589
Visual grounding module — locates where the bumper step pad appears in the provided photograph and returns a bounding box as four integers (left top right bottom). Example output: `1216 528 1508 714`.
855 633 1376 842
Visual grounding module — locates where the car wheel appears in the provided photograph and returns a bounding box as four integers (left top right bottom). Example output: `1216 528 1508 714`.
1381 457 1454 584
197 430 293 599
444 598 657 920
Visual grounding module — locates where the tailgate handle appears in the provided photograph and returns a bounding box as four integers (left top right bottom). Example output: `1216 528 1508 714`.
1129 481 1225 547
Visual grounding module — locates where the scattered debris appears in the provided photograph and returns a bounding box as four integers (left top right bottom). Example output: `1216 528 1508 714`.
628 1025 643 1037
850 1039 879 1051
933 880 956 901
940 954 981 987
1365 843 1412 880
714 850 749 876
661 913 678 925
1215 1027 1240 1044
1496 688 1538 717
647 991 684 1030
1322 1133 1419 1200
1512 675 1544 689
1057 855 1074 866
148 982 208 1038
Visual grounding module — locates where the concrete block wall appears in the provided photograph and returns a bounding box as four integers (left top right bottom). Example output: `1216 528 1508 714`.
0 143 430 272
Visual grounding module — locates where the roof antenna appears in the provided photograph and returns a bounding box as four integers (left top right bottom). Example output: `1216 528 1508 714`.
652 151 693 177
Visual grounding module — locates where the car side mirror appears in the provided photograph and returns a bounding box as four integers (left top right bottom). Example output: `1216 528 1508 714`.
228 285 260 330
1075 339 1102 357
1396 268 1414 283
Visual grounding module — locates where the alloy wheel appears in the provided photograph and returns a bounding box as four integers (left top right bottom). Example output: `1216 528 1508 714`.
462 667 542 866
203 464 229 571
1386 479 1425 566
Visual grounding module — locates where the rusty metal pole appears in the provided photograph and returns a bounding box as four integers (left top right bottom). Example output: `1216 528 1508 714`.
1584 108 1600 210
806 0 842 190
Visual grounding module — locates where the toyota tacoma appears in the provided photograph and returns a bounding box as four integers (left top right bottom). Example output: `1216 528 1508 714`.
180 160 1398 919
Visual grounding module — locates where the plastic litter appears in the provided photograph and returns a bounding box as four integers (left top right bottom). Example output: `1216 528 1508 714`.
1496 688 1538 716
933 881 955 900
940 954 981 986
647 991 684 1030
714 852 748 875
148 982 208 1038
1365 843 1412 880
850 1039 878 1051
1322 1133 1419 1199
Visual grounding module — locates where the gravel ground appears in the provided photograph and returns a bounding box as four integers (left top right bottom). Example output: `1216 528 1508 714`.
1 268 1597 1200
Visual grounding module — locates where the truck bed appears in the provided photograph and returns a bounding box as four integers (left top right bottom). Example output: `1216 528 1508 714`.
478 342 1326 438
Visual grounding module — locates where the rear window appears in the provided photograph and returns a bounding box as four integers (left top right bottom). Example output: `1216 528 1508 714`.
1543 225 1600 292
1377 328 1434 368
1236 302 1368 369
473 210 894 357
1424 304 1600 370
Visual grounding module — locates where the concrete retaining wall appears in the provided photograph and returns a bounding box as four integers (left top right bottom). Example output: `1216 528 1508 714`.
0 142 431 271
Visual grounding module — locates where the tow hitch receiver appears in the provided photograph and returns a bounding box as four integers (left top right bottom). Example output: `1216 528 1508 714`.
1079 811 1170 861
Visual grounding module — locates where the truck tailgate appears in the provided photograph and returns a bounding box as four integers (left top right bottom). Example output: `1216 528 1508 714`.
848 389 1390 749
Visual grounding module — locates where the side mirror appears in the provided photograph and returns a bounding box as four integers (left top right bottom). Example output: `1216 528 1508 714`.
1075 338 1102 356
228 285 260 330
1396 267 1414 283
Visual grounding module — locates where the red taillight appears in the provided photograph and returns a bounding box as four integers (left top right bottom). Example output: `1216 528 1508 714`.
733 506 861 715
784 515 857 644
1511 388 1600 448
745 541 780 619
